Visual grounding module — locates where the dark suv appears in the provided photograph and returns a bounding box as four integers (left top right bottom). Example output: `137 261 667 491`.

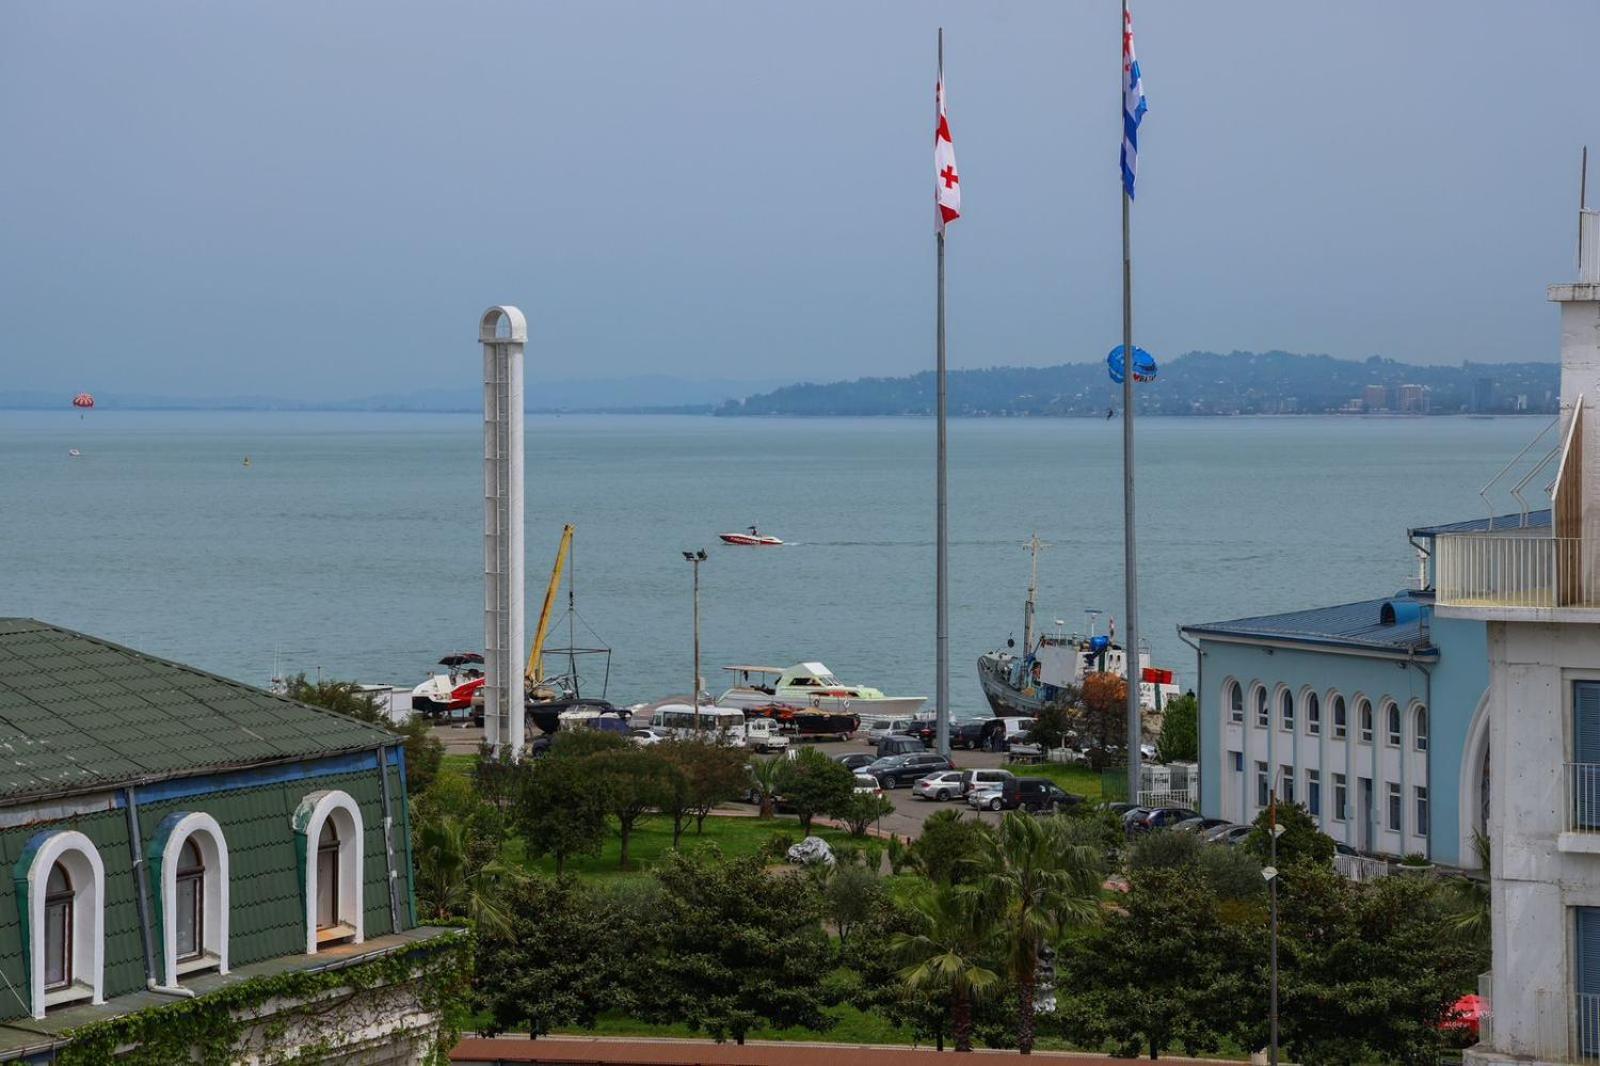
873 752 955 789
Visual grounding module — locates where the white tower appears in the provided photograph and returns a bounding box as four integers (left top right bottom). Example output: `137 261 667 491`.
480 306 526 758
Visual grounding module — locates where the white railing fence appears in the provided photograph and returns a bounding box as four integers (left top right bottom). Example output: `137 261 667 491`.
1333 853 1392 882
1577 991 1600 1061
1437 534 1600 609
1567 763 1600 833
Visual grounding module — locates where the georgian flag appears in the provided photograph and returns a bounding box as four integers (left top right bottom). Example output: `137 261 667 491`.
935 75 960 230
1121 5 1147 200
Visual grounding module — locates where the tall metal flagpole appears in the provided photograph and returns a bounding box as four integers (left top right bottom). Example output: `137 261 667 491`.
935 27 951 759
1120 0 1142 803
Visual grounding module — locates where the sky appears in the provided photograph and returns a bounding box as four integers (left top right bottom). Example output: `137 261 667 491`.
2 1 1598 400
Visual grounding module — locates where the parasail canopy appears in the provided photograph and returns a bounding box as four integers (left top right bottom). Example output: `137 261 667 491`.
1106 346 1158 385
72 392 95 409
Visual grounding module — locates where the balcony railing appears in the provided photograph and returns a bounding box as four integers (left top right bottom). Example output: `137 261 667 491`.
1436 534 1600 609
1567 763 1600 833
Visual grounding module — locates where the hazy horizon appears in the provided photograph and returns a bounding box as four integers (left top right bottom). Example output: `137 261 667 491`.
4 1 1597 399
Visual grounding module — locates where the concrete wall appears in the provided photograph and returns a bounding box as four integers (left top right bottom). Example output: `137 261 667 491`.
1196 627 1485 865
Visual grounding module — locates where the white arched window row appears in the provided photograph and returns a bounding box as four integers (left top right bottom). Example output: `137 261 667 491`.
292 790 364 955
16 830 104 1017
1412 703 1430 753
150 812 229 986
1225 679 1244 723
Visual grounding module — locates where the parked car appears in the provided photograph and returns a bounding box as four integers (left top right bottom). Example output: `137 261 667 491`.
1206 824 1255 847
1118 805 1153 826
874 752 954 789
629 726 671 746
967 784 1008 811
1172 816 1231 834
958 767 1015 796
863 718 917 745
835 752 879 772
1127 807 1200 833
874 734 927 757
1106 801 1141 817
853 772 884 798
745 717 790 753
912 770 966 801
1013 777 1081 814
948 720 992 750
1333 840 1359 857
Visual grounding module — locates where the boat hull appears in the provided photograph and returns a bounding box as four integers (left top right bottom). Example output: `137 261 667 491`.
719 534 783 546
738 704 861 736
717 688 924 718
977 652 1071 718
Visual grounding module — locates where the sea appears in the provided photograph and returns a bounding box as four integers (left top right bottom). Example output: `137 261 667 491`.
0 410 1552 716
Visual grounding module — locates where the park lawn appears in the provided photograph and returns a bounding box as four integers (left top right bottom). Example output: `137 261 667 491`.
556 1004 914 1045
437 752 475 784
1015 761 1104 800
504 815 856 880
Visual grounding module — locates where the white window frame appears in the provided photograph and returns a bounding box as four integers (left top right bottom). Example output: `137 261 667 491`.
155 812 230 985
1227 680 1243 723
20 830 104 1017
1358 697 1374 744
1331 693 1347 739
292 790 365 955
1254 685 1269 729
1279 687 1295 732
1413 704 1429 752
1333 772 1349 821
1385 701 1402 748
1305 690 1321 737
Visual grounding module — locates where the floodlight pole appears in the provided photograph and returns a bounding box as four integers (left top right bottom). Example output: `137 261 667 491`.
1269 787 1280 1066
685 550 705 730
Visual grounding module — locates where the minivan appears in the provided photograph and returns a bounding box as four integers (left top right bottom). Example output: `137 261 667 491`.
874 734 926 757
863 718 917 744
958 768 1014 795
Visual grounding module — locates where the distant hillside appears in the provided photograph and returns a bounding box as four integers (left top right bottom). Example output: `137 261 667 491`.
714 351 1560 417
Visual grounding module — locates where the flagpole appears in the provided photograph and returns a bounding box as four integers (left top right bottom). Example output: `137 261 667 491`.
1121 0 1142 804
934 26 951 759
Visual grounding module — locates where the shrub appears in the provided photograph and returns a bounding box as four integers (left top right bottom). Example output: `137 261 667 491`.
1126 827 1202 872
1243 801 1335 868
833 790 895 837
1197 843 1265 902
1154 692 1198 763
761 831 797 862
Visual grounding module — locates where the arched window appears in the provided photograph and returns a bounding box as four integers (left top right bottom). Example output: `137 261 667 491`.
1255 686 1269 728
17 830 104 1016
1414 706 1429 752
1280 689 1295 731
293 790 365 955
153 811 229 985
1227 682 1244 723
1359 699 1374 743
43 863 72 992
1332 695 1348 739
1306 692 1321 736
1386 702 1402 747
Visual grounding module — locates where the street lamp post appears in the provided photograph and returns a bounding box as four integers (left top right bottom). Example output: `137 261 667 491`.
1261 785 1285 1066
683 550 707 730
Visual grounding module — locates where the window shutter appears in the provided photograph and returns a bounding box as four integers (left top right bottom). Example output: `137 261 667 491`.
1577 683 1600 764
1578 908 1600 1053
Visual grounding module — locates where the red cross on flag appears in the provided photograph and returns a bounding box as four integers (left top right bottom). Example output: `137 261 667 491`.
935 75 960 231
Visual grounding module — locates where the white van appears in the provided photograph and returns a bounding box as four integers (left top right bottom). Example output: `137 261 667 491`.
864 717 917 746
649 704 747 747
745 717 790 753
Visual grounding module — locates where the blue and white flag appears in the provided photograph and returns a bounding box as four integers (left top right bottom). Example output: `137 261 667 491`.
1121 5 1147 200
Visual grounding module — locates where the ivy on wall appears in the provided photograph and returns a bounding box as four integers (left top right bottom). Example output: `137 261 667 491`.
52 931 472 1066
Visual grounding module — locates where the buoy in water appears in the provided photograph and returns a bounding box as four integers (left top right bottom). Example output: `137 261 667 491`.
242 456 252 467
67 449 81 458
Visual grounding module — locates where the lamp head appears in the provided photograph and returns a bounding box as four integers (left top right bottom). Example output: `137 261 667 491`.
682 551 694 561
696 550 707 561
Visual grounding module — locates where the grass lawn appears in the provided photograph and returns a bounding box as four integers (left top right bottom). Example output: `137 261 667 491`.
554 1003 915 1045
504 815 856 880
437 752 476 784
1014 761 1104 800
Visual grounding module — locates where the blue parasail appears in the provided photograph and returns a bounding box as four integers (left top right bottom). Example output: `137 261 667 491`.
1106 345 1158 384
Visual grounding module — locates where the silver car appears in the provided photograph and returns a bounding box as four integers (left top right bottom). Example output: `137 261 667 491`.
912 771 965 802
967 785 1007 811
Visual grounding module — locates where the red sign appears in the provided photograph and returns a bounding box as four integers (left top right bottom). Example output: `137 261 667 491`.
1142 667 1174 685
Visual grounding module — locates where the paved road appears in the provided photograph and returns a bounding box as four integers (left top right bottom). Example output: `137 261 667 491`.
432 725 1021 838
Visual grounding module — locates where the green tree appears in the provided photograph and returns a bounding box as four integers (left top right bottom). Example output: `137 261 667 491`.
642 849 837 1044
832 789 895 837
824 863 883 960
670 740 753 834
476 875 647 1036
1055 865 1264 1059
1154 692 1198 763
1243 800 1335 868
892 880 1002 1052
774 747 855 834
1075 672 1128 750
906 810 994 885
974 813 1103 1054
516 753 608 874
590 746 676 869
1024 701 1076 749
284 673 443 793
413 813 524 936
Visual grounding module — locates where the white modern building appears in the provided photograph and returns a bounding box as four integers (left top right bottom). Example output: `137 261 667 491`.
1440 207 1600 1065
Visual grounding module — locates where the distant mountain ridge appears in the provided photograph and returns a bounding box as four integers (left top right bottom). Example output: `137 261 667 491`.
715 351 1560 417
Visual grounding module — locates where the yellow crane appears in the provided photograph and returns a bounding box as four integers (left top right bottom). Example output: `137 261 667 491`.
526 524 574 697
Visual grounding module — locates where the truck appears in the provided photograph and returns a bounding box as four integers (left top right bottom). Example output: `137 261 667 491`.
744 717 790 754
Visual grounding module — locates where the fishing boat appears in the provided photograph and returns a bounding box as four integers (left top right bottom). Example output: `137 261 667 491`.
976 535 1178 717
718 526 783 546
411 653 486 718
715 663 924 719
741 703 861 737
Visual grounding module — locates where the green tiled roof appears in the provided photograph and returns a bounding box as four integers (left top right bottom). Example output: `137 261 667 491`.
0 619 395 802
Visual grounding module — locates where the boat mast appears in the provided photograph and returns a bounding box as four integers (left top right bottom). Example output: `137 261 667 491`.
1023 533 1049 656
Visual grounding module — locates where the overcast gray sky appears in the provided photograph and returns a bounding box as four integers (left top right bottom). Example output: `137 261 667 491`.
2 1 1597 399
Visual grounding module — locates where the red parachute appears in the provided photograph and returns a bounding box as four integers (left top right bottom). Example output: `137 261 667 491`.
72 393 94 409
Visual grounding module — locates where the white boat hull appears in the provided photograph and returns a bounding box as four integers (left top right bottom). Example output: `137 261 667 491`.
716 688 925 718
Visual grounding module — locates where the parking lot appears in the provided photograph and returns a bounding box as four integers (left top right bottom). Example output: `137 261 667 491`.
434 724 1024 839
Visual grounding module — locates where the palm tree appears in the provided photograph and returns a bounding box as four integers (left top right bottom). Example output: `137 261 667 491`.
975 812 1104 1054
892 881 1001 1052
749 756 782 819
1446 831 1491 954
414 814 524 938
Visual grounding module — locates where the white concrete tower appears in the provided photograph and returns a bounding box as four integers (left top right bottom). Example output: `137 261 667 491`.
1554 209 1600 550
480 306 526 759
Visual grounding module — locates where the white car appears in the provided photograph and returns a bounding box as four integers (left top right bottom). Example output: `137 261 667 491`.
629 726 671 747
853 773 884 798
967 785 1007 812
912 771 965 802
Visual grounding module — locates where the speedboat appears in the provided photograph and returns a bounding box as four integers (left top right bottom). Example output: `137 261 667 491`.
719 526 783 546
410 653 486 719
716 662 924 718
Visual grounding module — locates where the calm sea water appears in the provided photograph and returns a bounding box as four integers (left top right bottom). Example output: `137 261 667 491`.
0 411 1549 713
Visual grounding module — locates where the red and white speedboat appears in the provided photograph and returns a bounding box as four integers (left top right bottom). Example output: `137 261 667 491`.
719 526 783 547
410 653 486 719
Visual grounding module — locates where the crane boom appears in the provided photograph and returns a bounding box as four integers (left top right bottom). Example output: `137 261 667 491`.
527 525 574 687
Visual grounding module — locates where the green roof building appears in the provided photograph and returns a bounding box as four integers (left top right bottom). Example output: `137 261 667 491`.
0 619 461 1063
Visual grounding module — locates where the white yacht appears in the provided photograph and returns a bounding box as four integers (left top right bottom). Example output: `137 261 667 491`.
715 662 925 720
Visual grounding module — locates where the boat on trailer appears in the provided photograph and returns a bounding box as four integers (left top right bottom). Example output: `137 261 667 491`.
716 663 924 721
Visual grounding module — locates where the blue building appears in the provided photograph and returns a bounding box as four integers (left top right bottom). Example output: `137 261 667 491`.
1179 515 1509 868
